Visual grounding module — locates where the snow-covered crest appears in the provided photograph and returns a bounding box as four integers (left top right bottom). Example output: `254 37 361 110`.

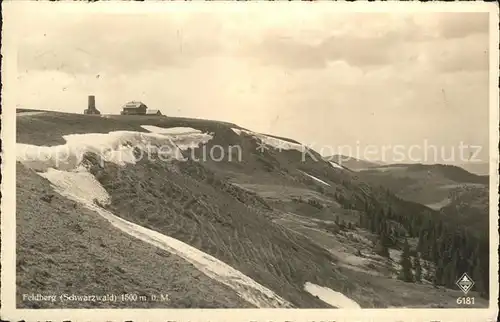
141 125 203 135
17 128 214 171
231 128 306 152
141 125 214 151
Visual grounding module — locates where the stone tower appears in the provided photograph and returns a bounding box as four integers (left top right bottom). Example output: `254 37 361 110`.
84 95 101 115
88 95 96 110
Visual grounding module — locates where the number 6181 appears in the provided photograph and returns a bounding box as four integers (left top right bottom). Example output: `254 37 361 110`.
456 297 475 305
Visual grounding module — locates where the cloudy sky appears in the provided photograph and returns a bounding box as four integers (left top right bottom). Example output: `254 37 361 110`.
13 3 491 164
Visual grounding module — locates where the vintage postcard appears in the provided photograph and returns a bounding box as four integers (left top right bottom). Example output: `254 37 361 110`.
1 1 498 321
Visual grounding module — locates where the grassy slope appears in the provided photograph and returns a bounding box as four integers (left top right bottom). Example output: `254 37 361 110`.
272 212 488 308
86 155 351 308
17 112 240 146
16 162 252 308
84 153 487 308
16 112 490 308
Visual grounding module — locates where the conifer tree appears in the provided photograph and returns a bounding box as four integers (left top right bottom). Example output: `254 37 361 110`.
472 258 485 296
374 235 390 258
398 238 414 282
358 213 365 228
434 258 445 286
417 228 425 252
369 214 376 232
414 253 422 283
442 261 456 288
431 239 439 262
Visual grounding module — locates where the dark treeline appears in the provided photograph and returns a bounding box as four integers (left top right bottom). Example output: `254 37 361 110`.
336 188 489 299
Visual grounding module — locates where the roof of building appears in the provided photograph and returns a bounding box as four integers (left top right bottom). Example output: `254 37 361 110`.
122 101 147 109
145 109 161 114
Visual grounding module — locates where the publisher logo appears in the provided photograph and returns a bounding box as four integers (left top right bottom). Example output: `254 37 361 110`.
456 273 474 294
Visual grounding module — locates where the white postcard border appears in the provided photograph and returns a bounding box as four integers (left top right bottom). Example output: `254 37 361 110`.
1 1 498 321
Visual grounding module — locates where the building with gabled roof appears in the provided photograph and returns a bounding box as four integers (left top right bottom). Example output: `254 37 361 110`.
120 100 163 116
120 101 148 115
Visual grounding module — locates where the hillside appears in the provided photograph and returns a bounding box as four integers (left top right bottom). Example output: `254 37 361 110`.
458 162 490 176
440 185 489 232
16 163 252 308
353 163 489 230
15 111 489 308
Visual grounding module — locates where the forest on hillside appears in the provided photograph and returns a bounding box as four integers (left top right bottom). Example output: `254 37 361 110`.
336 193 490 298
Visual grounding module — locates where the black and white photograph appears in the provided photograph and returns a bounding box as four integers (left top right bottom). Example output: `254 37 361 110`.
1 1 498 321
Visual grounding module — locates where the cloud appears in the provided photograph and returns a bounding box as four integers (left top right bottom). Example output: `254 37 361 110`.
17 11 490 75
18 13 224 75
240 13 489 71
435 13 489 39
425 34 489 73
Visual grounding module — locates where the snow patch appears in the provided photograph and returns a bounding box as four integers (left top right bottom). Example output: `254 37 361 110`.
231 128 243 135
298 170 331 186
304 282 360 309
329 161 343 169
232 128 306 152
40 167 111 205
257 135 305 152
141 125 201 135
426 198 452 210
141 125 214 151
38 166 291 309
16 130 214 171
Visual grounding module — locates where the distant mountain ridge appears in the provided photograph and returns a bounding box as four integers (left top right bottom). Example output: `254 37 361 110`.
456 162 490 176
366 163 488 184
325 155 384 171
351 161 489 233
